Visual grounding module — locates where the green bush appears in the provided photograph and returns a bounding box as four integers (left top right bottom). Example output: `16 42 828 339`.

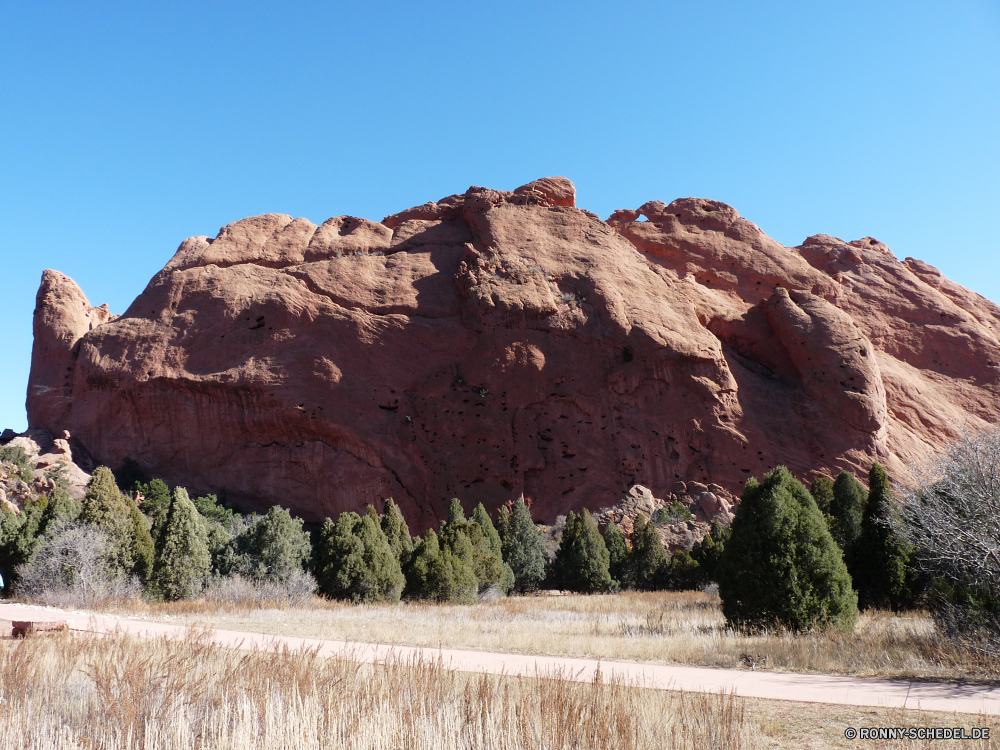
150 488 212 601
603 521 632 590
810 476 835 517
553 509 612 593
854 464 913 610
0 445 30 470
718 466 857 632
380 498 414 564
81 467 141 575
315 509 404 603
220 505 310 582
497 498 547 593
652 501 694 526
630 514 667 590
403 527 478 603
829 470 867 582
471 502 514 594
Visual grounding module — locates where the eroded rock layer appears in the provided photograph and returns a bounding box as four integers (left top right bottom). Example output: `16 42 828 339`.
27 178 1000 528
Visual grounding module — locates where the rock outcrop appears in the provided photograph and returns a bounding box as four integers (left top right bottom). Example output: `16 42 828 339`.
24 178 1000 530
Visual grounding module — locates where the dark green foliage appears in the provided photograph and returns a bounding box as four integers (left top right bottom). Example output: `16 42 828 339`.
439 517 508 596
221 506 310 581
447 497 466 524
315 509 404 603
192 494 235 524
689 520 729 585
380 498 414 564
603 522 632 590
150 488 211 600
37 490 81 539
810 476 835 517
854 464 913 610
80 467 137 574
718 466 858 631
127 500 155 581
0 445 30 469
403 528 478 603
665 549 701 590
830 471 867 581
136 478 171 537
553 510 612 593
652 501 694 526
630 514 667 590
471 503 514 594
0 496 45 587
498 498 547 592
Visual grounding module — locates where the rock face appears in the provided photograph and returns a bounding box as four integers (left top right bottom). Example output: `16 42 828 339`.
25 178 1000 530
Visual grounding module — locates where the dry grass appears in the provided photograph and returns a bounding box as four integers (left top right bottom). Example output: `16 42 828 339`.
0 627 764 750
109 590 1000 683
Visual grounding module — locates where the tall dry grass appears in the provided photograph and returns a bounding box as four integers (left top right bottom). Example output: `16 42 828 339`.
126 590 1000 682
0 628 763 750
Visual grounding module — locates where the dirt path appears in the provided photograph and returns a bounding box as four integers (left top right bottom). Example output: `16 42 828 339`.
3 601 998 716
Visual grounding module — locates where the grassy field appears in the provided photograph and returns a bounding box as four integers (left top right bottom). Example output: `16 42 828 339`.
1 627 996 750
116 589 999 683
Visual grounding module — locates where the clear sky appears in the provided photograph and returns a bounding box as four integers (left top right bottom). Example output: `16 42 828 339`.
1 1 998 433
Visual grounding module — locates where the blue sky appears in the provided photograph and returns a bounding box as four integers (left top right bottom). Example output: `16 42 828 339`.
1 1 998 433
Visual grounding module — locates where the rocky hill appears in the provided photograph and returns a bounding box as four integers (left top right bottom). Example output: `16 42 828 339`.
23 177 1000 530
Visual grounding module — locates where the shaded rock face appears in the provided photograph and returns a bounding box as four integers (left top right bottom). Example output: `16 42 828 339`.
26 179 1000 530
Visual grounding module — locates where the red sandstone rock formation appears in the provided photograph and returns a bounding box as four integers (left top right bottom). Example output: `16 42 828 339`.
25 178 1000 529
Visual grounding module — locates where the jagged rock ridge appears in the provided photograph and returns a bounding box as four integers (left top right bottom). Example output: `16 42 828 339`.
25 177 1000 529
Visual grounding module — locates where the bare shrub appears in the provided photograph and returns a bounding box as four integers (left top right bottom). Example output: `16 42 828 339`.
899 426 1000 655
15 522 142 607
202 571 316 608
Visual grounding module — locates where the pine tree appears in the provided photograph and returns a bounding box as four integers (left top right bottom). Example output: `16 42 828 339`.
235 505 311 581
631 514 667 590
81 467 137 574
603 521 632 590
471 503 514 594
138 478 172 537
854 464 913 610
718 466 857 631
689 519 729 585
499 498 547 592
127 499 155 582
830 471 867 583
381 498 414 564
553 510 612 593
447 497 466 524
150 488 211 600
810 476 835 516
36 490 81 539
665 549 701 590
404 528 447 599
315 509 404 602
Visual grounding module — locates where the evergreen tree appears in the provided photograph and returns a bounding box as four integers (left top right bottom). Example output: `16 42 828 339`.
192 493 235 524
499 498 548 592
689 519 729 585
718 466 857 631
381 498 414 564
553 510 612 593
36 490 81 539
810 476 835 517
631 514 667 590
439 515 508 596
447 497 466 524
471 503 514 594
854 464 913 610
137 478 171 537
0 497 44 587
127 500 155 582
665 549 701 590
80 467 137 574
150 488 211 600
315 509 404 602
228 505 311 581
603 521 632 590
830 470 867 582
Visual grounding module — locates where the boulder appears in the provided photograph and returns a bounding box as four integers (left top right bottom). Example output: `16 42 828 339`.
22 178 1000 530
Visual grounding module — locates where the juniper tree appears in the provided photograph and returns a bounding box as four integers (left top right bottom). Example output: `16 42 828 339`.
36 490 81 539
225 505 310 582
137 478 171 537
315 509 404 603
689 519 729 585
630 514 667 590
829 470 867 581
810 476 835 517
471 503 514 594
603 521 632 590
381 498 414 564
80 467 138 574
498 498 547 592
150 488 212 601
553 510 612 593
127 499 155 581
854 464 912 610
718 466 857 631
